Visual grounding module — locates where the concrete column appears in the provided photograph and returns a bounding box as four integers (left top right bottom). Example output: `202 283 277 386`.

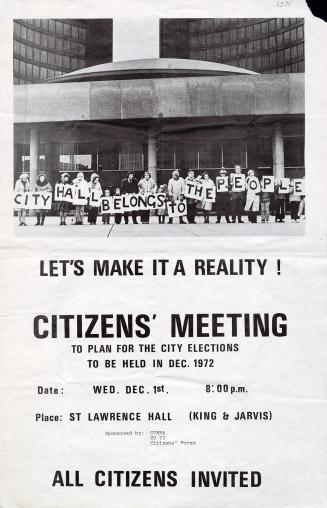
272 122 285 179
29 128 39 187
148 135 157 183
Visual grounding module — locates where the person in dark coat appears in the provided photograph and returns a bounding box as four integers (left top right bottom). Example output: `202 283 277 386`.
216 168 231 223
120 171 139 224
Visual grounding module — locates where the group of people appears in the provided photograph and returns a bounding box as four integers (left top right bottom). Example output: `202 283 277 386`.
14 165 305 226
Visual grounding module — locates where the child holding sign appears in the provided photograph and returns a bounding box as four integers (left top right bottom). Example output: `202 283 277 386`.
102 189 111 225
14 173 30 226
34 173 52 226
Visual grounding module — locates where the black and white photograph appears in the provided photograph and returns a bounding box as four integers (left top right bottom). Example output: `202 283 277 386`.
13 17 305 237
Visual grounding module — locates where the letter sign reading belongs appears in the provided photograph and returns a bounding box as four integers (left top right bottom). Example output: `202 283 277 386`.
293 179 305 196
231 174 245 191
216 176 229 192
167 199 187 217
261 176 274 193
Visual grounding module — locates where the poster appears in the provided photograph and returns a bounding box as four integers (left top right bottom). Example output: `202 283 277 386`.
1 1 327 508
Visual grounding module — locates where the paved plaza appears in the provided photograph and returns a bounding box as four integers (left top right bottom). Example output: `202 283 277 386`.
14 215 305 238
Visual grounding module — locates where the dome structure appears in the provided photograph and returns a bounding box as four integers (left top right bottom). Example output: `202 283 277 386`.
45 58 258 83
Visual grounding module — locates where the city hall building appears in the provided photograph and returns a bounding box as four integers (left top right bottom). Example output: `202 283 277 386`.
14 18 305 192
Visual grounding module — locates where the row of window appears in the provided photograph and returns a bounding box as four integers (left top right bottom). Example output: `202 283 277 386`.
13 28 86 56
190 26 304 51
14 136 304 172
13 58 85 81
14 19 86 41
13 49 85 72
190 43 304 70
188 18 303 35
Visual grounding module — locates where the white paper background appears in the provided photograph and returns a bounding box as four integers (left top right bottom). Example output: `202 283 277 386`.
1 1 327 507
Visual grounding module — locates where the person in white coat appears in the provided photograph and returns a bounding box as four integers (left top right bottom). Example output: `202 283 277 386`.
72 172 89 225
244 169 260 223
197 172 216 223
167 170 186 224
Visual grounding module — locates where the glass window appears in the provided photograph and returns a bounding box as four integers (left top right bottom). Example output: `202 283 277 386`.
246 41 254 54
261 21 268 35
277 33 283 47
47 69 55 78
254 39 261 53
269 19 276 33
291 28 297 42
26 45 33 59
34 30 40 45
238 27 245 41
14 22 20 37
214 47 222 59
13 58 20 72
246 25 253 39
19 60 26 74
32 65 39 79
262 54 269 69
298 43 304 58
158 140 174 169
77 58 85 68
19 43 26 57
56 21 64 34
26 63 32 77
230 29 237 42
277 50 284 64
63 56 70 69
39 67 47 80
41 19 48 30
214 33 221 45
238 43 245 56
284 30 290 45
222 46 229 59
297 25 304 39
261 38 269 51
283 18 290 27
284 48 291 62
253 23 261 37
63 23 71 36
63 39 71 51
34 19 41 28
222 139 247 168
276 18 283 30
71 57 78 69
284 137 304 166
48 35 55 49
221 31 229 44
33 48 40 61
298 60 304 72
231 44 237 57
291 45 298 59
246 57 254 70
20 26 27 39
13 40 20 54
48 19 56 32
256 137 272 167
40 50 47 63
269 52 277 66
40 33 47 46
78 27 86 41
27 28 33 42
48 52 55 65
77 43 86 57
71 25 79 39
254 55 262 68
269 36 276 49
56 38 63 51
55 54 63 67
291 62 298 72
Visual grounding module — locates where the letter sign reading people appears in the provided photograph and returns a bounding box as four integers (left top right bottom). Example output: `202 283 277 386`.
216 176 229 192
293 179 305 195
261 176 274 193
